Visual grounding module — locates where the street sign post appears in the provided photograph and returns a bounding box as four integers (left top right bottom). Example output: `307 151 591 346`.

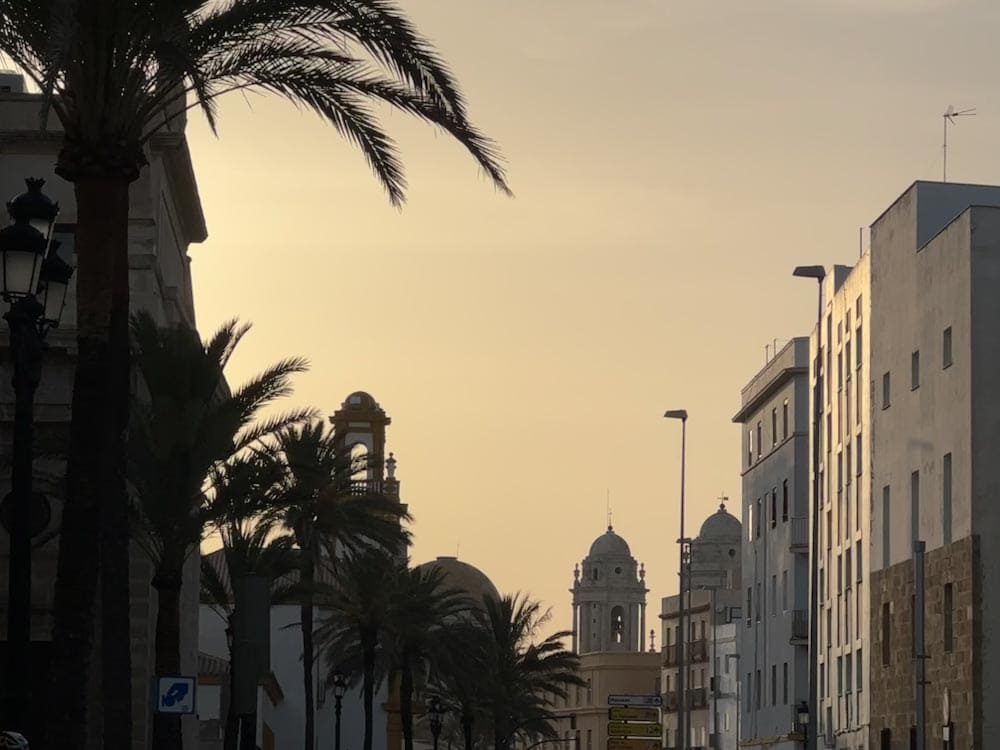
607 722 661 738
607 739 660 750
607 694 662 708
608 707 660 722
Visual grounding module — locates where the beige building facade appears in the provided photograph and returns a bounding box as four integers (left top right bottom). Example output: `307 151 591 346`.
0 74 207 748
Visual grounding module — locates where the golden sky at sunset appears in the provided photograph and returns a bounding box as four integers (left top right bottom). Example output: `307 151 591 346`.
189 0 1000 633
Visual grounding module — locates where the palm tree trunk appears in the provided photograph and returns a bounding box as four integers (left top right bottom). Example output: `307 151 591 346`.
301 556 315 750
152 569 184 750
362 633 376 750
400 657 415 750
462 713 474 750
47 175 131 749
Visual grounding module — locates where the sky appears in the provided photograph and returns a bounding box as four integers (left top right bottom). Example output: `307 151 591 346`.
188 0 1000 636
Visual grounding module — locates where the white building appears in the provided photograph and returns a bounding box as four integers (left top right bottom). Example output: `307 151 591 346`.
867 181 1000 750
810 258 871 750
732 338 811 749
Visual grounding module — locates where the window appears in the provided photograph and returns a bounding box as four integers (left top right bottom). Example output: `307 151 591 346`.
771 575 777 617
756 583 761 621
856 648 863 692
757 422 762 459
782 480 789 522
747 502 754 542
882 372 891 408
911 471 920 543
826 509 832 550
592 567 599 581
783 662 789 704
881 602 891 665
771 490 777 528
771 664 777 705
856 541 863 583
838 352 843 390
911 351 920 389
820 663 825 699
781 570 788 611
845 549 852 591
837 656 843 695
837 554 843 595
772 408 778 446
747 587 752 621
943 326 953 368
943 453 953 545
944 583 954 652
783 400 789 439
856 433 863 476
756 498 762 538
882 486 891 569
856 376 862 422
747 429 753 467
856 325 863 367
610 606 625 644
846 653 853 694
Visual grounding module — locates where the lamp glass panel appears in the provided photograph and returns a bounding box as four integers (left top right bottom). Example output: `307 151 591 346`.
3 248 43 297
39 279 69 326
29 216 54 243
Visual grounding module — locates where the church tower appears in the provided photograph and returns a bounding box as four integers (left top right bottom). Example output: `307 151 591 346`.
330 391 392 489
571 525 649 654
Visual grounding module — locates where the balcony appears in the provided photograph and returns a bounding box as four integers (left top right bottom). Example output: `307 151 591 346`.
788 609 808 644
789 517 808 552
661 688 708 713
662 638 708 667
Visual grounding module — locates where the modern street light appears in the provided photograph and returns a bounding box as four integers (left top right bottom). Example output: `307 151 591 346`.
792 265 825 750
664 409 688 750
428 696 446 750
1 178 69 735
332 672 347 750
797 701 810 747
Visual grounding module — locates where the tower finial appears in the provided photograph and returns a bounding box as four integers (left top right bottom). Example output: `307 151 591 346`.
718 492 729 512
606 489 612 530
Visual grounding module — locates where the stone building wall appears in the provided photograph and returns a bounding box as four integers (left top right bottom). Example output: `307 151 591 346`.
868 536 979 749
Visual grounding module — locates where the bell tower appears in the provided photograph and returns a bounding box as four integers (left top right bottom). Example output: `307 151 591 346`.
330 391 391 488
571 525 649 654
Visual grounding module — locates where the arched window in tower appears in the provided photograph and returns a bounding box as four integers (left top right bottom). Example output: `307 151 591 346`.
592 567 599 581
610 606 625 644
349 442 369 488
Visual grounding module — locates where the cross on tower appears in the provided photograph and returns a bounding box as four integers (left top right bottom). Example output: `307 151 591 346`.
717 492 729 511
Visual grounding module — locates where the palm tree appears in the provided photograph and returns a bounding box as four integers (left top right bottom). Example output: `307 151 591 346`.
128 311 313 750
384 565 470 750
478 594 585 750
315 546 399 750
0 4 508 744
432 619 491 749
201 455 301 750
276 421 411 750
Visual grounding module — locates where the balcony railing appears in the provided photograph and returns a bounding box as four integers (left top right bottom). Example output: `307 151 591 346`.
788 609 808 643
661 688 708 713
663 639 709 666
789 517 808 551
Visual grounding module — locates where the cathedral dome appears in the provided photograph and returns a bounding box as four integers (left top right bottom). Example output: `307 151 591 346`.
588 526 632 558
416 556 500 604
342 391 380 410
698 504 741 541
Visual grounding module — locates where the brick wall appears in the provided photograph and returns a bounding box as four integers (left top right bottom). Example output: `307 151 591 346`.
869 536 979 749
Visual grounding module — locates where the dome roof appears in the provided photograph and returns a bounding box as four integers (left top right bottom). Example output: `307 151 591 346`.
588 526 632 558
416 556 500 604
698 504 741 541
342 391 380 410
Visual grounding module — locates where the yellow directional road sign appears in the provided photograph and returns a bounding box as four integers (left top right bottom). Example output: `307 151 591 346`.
607 722 661 738
608 707 659 722
607 737 660 749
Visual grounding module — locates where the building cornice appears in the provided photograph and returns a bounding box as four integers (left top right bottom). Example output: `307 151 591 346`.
732 365 806 424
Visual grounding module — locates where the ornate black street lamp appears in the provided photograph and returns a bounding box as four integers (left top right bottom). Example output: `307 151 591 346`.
332 672 347 750
428 696 446 750
1 178 70 734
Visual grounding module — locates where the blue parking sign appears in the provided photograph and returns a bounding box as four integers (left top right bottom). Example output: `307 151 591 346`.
155 676 196 715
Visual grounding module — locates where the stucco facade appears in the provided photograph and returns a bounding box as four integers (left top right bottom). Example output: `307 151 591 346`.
733 337 811 749
0 78 206 748
867 182 1000 750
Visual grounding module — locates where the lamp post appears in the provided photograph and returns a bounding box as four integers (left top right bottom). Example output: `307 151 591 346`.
428 696 446 750
1 178 68 734
792 265 825 750
797 701 810 747
664 409 688 750
332 672 347 750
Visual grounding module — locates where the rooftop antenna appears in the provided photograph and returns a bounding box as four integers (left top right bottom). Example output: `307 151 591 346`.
943 105 976 182
606 489 612 529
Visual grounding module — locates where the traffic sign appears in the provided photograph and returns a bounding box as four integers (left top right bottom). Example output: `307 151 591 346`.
608 694 662 707
608 707 660 722
607 722 661 738
608 739 660 750
154 676 196 715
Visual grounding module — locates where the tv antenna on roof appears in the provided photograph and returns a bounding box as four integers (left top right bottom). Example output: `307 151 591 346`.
943 105 976 182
